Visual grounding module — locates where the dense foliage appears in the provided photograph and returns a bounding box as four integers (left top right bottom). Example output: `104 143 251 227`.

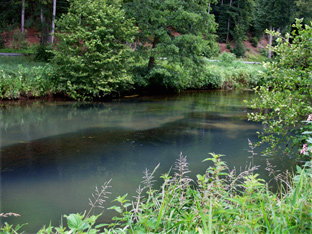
0 57 58 99
212 0 311 43
248 19 312 155
52 0 137 100
2 0 312 56
0 55 263 100
125 0 220 92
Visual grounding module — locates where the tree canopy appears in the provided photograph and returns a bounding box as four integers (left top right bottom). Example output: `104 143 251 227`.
125 0 219 91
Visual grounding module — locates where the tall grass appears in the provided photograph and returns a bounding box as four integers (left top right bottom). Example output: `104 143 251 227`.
2 150 311 234
190 53 265 90
0 57 58 99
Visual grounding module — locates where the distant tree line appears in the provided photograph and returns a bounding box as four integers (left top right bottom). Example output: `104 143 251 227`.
1 0 311 47
212 0 312 57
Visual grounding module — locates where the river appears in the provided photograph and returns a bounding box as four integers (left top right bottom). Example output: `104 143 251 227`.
0 90 295 233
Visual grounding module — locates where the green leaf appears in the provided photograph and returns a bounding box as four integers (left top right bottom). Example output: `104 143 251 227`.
66 214 90 231
108 206 123 213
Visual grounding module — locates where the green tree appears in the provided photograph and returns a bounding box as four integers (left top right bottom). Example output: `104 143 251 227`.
212 0 255 43
52 0 137 100
295 0 312 24
125 0 219 92
248 19 312 155
253 0 296 57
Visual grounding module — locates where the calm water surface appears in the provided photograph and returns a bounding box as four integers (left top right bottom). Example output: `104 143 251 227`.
0 91 295 232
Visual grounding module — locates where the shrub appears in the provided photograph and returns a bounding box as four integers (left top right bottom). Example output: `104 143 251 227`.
0 58 58 99
11 31 28 50
34 44 54 62
219 52 236 64
147 64 189 92
260 48 268 57
248 19 312 155
250 37 259 47
231 42 246 57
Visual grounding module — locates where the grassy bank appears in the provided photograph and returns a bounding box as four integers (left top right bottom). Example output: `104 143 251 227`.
1 152 311 233
198 56 264 89
0 53 264 100
0 56 59 99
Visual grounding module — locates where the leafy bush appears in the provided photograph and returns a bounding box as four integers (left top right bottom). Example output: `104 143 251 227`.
250 37 259 47
0 57 58 99
219 52 236 64
131 51 264 93
147 64 189 92
34 44 54 62
231 42 246 57
52 0 137 100
260 48 268 57
11 31 28 50
248 19 312 155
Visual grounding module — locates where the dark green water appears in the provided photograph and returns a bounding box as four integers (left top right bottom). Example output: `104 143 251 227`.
0 91 295 232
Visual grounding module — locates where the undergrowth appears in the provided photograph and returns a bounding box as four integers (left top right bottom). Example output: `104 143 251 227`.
0 57 59 99
197 53 265 89
2 150 311 233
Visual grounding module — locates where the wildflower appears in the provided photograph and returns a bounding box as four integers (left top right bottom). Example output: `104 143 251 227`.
307 114 312 122
300 143 308 154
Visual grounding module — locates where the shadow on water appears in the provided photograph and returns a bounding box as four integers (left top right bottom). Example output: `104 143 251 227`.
0 90 296 232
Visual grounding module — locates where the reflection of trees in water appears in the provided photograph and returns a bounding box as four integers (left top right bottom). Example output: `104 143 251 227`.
0 101 114 130
0 90 255 129
1 90 260 179
1 90 261 176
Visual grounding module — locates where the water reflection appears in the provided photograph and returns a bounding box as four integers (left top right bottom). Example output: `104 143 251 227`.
0 91 294 232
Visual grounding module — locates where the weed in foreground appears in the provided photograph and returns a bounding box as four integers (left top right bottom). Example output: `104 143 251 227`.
1 151 312 233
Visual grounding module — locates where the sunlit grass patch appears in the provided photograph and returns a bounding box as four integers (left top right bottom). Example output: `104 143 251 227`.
0 57 58 99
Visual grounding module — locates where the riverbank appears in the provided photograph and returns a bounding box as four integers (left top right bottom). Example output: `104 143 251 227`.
0 55 264 101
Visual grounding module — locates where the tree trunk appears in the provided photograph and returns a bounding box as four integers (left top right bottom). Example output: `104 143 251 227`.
148 36 160 69
21 0 25 33
268 23 273 59
40 6 43 23
50 0 56 44
226 0 233 42
40 7 45 44
40 6 49 45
